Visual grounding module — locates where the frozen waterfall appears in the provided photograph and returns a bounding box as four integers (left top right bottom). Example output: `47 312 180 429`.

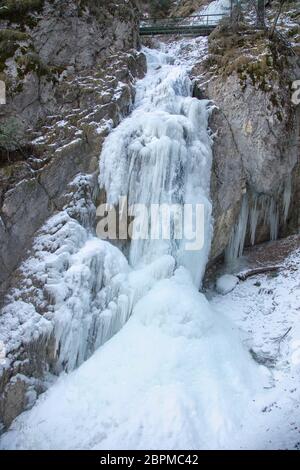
0 43 266 450
100 47 213 287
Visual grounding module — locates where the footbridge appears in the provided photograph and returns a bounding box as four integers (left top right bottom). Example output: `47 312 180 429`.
139 13 228 37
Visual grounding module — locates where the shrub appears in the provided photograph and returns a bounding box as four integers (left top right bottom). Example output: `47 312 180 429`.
0 117 31 165
0 0 44 21
16 52 49 78
0 118 23 150
0 29 28 72
148 0 173 18
0 29 28 41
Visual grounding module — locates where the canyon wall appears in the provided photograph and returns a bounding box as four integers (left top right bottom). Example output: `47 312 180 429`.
0 0 145 296
191 18 300 263
0 0 145 431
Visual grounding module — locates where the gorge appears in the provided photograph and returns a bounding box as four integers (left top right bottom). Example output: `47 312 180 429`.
0 0 300 450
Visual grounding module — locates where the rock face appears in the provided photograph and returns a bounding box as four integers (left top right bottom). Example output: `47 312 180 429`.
0 50 146 296
32 0 140 70
0 0 146 296
0 0 146 430
0 0 141 128
192 26 300 262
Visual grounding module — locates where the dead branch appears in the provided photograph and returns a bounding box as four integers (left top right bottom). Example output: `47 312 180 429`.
237 265 283 281
272 326 292 344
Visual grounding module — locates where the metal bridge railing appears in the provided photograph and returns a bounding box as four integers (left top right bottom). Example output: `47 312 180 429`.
140 13 228 29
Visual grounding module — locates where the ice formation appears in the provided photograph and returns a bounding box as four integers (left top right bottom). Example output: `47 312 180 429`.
226 183 292 263
201 0 230 17
188 0 230 24
0 266 262 450
0 35 265 450
100 47 213 287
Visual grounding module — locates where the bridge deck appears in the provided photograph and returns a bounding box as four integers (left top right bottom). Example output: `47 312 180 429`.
139 13 228 37
140 25 215 36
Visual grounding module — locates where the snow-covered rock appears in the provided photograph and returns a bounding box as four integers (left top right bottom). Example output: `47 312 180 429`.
216 274 239 295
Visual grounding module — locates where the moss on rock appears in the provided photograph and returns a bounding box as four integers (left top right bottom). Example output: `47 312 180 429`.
207 23 293 99
0 29 28 72
0 0 45 22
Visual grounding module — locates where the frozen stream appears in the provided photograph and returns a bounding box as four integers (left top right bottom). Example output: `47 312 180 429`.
0 39 265 450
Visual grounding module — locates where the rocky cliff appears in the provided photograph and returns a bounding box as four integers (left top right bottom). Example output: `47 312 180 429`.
0 0 146 430
0 0 145 296
191 2 300 263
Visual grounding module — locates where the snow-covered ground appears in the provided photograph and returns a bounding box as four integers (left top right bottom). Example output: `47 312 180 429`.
2 237 300 449
211 241 300 449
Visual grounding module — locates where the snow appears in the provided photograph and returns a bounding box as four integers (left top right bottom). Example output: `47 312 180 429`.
216 274 239 295
0 267 265 450
211 247 300 449
1 24 297 450
165 36 209 68
32 136 45 144
100 46 214 287
54 138 82 154
0 301 52 367
56 120 68 128
0 40 268 450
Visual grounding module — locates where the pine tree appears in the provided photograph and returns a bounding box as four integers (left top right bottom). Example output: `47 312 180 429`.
148 0 172 18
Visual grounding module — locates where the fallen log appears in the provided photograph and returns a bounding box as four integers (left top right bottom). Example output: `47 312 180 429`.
237 265 283 281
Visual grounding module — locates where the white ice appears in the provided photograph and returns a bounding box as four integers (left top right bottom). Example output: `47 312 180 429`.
216 274 239 295
0 267 263 450
100 47 213 287
0 41 266 450
189 0 231 24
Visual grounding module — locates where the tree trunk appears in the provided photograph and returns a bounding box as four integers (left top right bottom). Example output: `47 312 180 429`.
270 0 285 37
257 0 265 28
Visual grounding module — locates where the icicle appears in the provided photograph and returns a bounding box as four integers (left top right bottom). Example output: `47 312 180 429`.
249 194 259 246
283 178 292 222
226 193 271 263
226 193 249 262
268 197 279 241
226 185 290 264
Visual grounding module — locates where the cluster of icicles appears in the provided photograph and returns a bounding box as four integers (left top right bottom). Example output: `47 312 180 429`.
0 44 267 450
226 182 292 262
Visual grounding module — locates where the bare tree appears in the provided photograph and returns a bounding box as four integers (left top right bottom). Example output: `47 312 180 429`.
257 0 265 28
249 0 258 14
270 0 287 37
230 0 243 30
